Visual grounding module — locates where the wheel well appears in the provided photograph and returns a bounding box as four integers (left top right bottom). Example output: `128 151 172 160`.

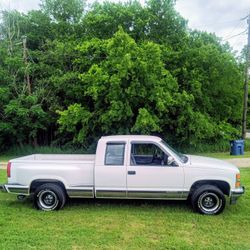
189 180 230 197
29 179 66 194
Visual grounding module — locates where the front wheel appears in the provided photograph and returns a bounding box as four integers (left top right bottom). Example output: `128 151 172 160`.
34 183 66 211
191 185 226 215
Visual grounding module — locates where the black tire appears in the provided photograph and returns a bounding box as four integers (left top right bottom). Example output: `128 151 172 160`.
34 183 66 211
191 185 226 215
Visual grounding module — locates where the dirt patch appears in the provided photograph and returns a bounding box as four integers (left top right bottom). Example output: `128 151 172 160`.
0 163 7 169
225 158 250 168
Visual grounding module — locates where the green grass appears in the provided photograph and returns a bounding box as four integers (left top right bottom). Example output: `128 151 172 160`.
0 155 13 162
199 152 250 159
0 169 250 249
0 145 87 163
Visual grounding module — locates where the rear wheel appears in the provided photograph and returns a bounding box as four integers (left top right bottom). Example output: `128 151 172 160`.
34 183 66 211
191 185 226 215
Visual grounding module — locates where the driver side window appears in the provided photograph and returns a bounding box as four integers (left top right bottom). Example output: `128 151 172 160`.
130 143 169 166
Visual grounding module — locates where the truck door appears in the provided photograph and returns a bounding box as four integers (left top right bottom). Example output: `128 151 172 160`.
95 141 128 198
127 142 186 199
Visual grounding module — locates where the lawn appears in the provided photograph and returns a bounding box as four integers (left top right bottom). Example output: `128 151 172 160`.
199 152 250 159
0 155 14 162
0 169 250 249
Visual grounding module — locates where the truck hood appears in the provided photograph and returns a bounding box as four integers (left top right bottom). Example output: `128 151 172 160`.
187 155 239 172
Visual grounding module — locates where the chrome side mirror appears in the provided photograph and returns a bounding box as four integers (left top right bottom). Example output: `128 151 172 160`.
167 156 174 165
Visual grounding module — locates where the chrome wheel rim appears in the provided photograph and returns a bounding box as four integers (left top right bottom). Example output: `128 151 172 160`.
38 190 59 210
198 192 222 214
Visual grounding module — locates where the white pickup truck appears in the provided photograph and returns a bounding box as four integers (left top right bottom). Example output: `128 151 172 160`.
0 135 244 215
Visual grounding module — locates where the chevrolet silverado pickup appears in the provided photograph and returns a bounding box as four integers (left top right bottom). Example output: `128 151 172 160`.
0 135 244 215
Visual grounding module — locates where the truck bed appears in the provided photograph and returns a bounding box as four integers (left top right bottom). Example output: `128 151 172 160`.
11 154 96 163
9 154 96 189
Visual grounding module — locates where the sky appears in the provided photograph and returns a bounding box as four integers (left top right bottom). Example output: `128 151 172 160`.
175 0 250 54
0 0 250 53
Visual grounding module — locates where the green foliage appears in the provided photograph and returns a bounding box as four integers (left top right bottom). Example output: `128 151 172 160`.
132 108 161 134
57 104 92 144
74 28 181 138
41 0 85 23
0 0 245 152
4 95 48 144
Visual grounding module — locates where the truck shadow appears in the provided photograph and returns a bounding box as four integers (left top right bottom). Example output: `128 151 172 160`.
7 196 192 212
67 198 191 211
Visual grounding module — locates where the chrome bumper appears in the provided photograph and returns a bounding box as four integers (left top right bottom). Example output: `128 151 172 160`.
230 186 245 204
0 184 29 195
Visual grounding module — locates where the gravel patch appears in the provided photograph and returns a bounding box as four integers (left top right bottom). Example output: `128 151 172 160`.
0 162 7 169
225 158 250 168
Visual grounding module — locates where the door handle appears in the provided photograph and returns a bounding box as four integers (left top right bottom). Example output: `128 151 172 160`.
128 170 136 175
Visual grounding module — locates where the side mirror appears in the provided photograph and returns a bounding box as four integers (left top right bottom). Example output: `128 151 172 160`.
167 156 174 165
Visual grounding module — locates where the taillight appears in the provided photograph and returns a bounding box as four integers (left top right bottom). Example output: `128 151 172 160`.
235 173 241 188
7 162 11 178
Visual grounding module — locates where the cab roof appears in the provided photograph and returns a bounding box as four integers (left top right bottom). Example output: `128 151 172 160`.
101 135 162 142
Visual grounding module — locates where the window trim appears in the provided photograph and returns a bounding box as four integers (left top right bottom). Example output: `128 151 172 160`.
130 141 178 167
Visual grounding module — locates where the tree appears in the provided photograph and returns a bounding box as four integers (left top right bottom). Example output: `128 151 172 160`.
4 95 48 146
0 0 245 152
58 28 191 144
41 0 85 23
83 0 187 48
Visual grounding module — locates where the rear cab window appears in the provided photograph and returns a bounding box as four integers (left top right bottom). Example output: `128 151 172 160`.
105 143 125 165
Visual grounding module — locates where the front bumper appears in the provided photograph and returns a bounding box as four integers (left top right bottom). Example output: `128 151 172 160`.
230 186 245 204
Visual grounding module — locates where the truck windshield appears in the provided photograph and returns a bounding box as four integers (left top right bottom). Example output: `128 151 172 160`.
161 140 188 164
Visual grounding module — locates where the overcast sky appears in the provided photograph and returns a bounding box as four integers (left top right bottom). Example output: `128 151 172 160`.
176 0 250 53
0 0 249 53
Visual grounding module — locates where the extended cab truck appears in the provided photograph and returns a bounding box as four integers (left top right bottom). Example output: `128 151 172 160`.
0 135 245 215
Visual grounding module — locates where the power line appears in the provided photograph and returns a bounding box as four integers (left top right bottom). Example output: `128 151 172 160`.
222 29 247 41
221 14 249 41
223 20 246 40
241 15 249 21
191 17 247 29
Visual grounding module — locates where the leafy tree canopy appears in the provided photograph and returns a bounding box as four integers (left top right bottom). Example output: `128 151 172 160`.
0 0 244 152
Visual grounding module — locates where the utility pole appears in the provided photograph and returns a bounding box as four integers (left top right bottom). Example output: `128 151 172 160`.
242 13 250 139
22 36 31 95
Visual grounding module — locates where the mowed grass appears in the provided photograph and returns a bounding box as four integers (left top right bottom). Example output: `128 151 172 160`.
200 152 250 159
0 169 250 250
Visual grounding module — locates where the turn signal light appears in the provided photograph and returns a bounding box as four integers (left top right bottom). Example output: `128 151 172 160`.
235 173 241 188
